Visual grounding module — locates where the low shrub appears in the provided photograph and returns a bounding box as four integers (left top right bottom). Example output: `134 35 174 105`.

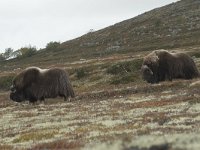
189 51 200 58
18 46 37 58
45 41 61 51
110 73 141 84
106 59 143 75
29 140 84 150
75 68 88 79
0 75 15 91
107 59 143 84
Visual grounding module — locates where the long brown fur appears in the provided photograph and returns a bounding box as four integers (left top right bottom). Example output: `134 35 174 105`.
10 67 75 102
141 50 199 83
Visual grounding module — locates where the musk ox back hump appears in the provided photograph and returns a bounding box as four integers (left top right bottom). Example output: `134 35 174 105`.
35 68 75 100
170 52 200 79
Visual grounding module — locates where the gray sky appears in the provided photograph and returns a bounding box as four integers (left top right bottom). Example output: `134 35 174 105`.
0 0 178 53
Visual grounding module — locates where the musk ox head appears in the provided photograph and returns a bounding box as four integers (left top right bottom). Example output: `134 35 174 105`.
10 87 25 102
141 65 156 83
141 51 160 84
10 67 40 102
10 67 75 103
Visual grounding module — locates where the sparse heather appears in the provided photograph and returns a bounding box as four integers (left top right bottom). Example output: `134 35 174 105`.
0 51 200 150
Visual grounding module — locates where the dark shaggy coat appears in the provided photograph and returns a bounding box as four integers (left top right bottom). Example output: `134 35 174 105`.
10 67 75 102
141 50 199 83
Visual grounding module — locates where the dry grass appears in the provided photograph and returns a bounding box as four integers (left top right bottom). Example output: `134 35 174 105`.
0 49 200 150
13 129 59 143
29 140 85 150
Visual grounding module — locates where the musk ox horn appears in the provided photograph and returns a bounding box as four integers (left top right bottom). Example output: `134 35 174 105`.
10 67 75 103
141 65 153 75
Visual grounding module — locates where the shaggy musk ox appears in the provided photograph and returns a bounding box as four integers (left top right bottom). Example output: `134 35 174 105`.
141 50 199 83
10 67 75 103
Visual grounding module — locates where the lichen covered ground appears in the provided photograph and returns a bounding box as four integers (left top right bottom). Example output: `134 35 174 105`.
1 79 200 150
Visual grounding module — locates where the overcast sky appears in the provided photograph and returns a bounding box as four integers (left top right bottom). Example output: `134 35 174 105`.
0 0 179 53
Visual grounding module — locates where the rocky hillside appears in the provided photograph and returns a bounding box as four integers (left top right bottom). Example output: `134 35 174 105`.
62 0 200 58
1 0 200 69
40 0 200 57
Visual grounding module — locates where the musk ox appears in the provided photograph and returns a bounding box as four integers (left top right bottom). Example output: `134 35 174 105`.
141 50 199 83
10 67 75 103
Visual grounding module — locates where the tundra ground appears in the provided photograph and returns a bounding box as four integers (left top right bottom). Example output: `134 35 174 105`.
0 49 200 150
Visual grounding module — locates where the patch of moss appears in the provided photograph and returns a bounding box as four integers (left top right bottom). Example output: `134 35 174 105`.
110 73 141 85
189 51 200 58
0 145 14 150
30 140 84 150
13 130 59 143
75 68 88 79
188 98 200 105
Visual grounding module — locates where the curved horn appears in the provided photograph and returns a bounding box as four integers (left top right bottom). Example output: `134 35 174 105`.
141 65 153 75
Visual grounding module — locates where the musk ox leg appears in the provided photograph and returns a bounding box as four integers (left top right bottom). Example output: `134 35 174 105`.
29 98 38 104
154 75 159 83
168 75 173 81
64 96 71 102
59 94 70 102
64 96 67 101
39 97 45 104
67 97 71 102
166 76 172 81
165 70 172 81
39 96 45 102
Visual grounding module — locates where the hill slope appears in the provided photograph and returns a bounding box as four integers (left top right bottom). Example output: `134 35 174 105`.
29 0 200 57
59 0 200 57
1 0 200 69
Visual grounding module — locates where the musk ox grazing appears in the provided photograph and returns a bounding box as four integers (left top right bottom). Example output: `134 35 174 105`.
10 67 75 103
141 50 199 83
